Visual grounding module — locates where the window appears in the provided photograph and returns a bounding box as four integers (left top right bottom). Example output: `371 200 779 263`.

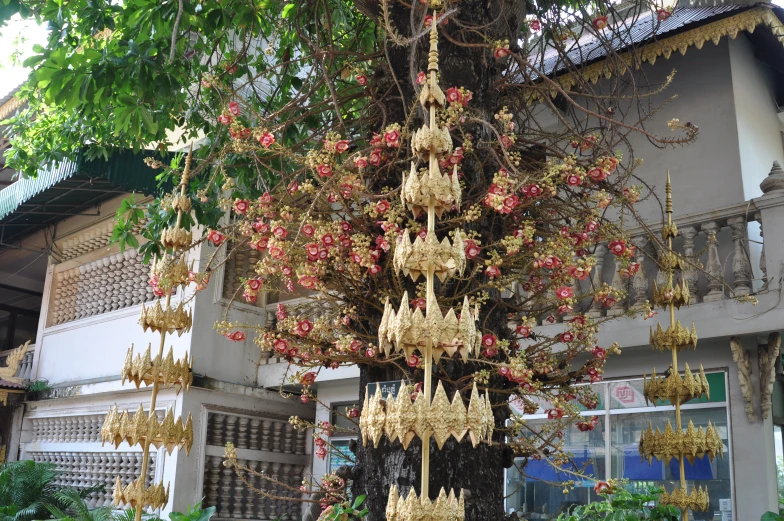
328 402 359 473
505 372 731 520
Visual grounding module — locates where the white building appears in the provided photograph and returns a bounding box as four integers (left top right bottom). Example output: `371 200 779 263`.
2 3 784 521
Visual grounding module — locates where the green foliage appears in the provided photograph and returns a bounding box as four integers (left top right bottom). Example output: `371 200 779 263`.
763 511 784 521
45 489 113 521
320 495 369 521
168 501 216 521
0 461 98 521
555 487 680 521
25 379 50 392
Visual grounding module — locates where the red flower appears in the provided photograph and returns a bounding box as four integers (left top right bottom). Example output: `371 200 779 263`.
349 339 362 352
272 226 288 239
317 164 333 178
383 130 400 147
500 135 513 149
585 221 599 233
297 319 313 336
516 324 531 338
416 71 426 84
446 87 462 104
594 481 611 494
376 200 390 213
347 408 360 419
464 240 481 259
365 348 376 357
274 339 289 354
410 297 427 310
217 114 232 125
591 346 607 359
276 304 288 320
248 278 263 291
494 47 510 59
259 132 275 148
555 286 574 300
566 174 582 186
481 334 497 348
228 101 240 116
315 447 327 459
657 8 671 21
485 265 501 278
587 167 608 182
609 240 627 256
355 156 368 169
529 19 541 31
335 140 350 153
560 331 574 343
547 408 564 420
407 354 420 368
302 224 316 237
229 331 246 342
368 264 382 275
208 230 226 246
369 148 383 166
522 184 542 197
592 16 608 30
356 74 367 86
234 199 249 214
300 372 317 385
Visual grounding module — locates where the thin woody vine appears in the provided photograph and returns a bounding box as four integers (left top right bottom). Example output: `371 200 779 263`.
71 0 760 519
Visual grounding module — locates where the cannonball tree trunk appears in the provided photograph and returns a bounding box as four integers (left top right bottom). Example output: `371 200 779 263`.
345 4 527 519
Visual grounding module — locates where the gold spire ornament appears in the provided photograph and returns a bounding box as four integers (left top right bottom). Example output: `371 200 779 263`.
358 11 485 521
104 147 197 520
640 173 723 520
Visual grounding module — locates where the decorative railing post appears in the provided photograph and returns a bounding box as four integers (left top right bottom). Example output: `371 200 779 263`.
631 236 649 309
727 216 753 296
754 211 768 291
588 243 607 317
679 225 699 303
700 221 725 302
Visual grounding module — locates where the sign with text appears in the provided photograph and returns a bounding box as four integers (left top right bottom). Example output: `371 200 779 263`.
367 380 402 398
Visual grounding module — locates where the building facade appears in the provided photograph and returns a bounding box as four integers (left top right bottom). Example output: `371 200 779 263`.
1 4 784 521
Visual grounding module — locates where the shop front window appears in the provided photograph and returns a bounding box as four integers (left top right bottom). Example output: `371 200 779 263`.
506 372 732 520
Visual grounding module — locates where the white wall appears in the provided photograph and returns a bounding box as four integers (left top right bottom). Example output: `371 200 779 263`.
728 34 784 201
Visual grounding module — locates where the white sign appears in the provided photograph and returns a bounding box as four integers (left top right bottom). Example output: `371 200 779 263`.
719 499 731 512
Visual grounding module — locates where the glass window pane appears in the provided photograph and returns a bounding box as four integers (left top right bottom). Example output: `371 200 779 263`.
775 425 784 499
610 407 731 520
0 311 10 350
12 313 38 346
506 417 606 518
330 403 359 435
608 373 726 410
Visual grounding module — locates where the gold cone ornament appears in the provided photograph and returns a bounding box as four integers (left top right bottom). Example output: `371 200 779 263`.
359 12 487 518
106 146 197 518
359 381 493 450
639 173 717 519
385 486 465 521
121 344 193 393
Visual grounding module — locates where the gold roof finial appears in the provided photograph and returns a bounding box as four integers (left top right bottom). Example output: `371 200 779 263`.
665 169 672 216
428 11 440 73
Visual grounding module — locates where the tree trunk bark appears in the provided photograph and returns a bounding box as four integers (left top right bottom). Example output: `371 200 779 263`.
346 2 527 520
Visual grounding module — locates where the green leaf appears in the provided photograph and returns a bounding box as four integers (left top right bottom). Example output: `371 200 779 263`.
351 495 366 509
761 513 784 521
281 2 295 18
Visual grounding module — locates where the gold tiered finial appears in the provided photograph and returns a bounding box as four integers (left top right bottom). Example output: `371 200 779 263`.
358 12 486 520
640 172 722 520
105 145 197 520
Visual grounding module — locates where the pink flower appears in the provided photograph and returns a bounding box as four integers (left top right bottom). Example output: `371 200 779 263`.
465 240 480 259
446 87 462 104
383 130 400 147
272 226 288 239
594 481 611 494
248 278 263 291
208 230 226 246
591 346 607 359
355 156 368 169
300 372 317 385
485 265 501 278
259 132 275 148
529 19 541 31
587 167 608 182
348 408 360 418
657 8 671 21
228 101 240 116
229 331 246 342
516 324 531 338
335 140 350 153
592 16 608 30
555 286 574 300
369 148 383 166
494 47 510 59
411 297 427 310
609 240 627 256
302 223 316 237
356 74 367 86
301 395 310 404
321 233 335 247
276 304 288 320
297 319 313 336
416 71 426 84
407 354 420 368
560 331 574 343
365 348 376 357
376 200 390 213
274 339 289 354
547 408 564 420
317 164 333 178
315 447 327 459
481 334 497 348
566 174 582 186
349 339 362 352
217 114 232 125
585 221 599 233
368 264 382 275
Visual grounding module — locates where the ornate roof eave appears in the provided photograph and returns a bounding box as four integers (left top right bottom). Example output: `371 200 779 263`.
529 6 784 102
